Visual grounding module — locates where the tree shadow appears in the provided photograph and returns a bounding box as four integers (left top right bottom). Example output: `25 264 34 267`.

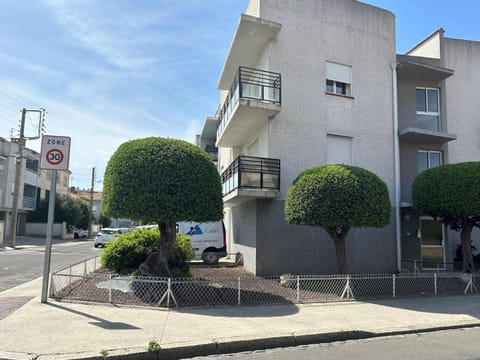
46 302 140 330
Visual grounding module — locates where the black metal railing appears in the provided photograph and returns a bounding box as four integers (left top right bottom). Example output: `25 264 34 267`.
217 66 281 138
221 156 280 196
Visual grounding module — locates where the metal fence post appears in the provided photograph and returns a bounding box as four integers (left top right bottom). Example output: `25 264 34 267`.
434 273 437 295
108 274 112 304
237 277 241 305
296 275 300 303
83 259 87 277
392 274 396 298
167 278 171 308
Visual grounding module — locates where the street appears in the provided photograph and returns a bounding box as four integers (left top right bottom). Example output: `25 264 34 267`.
188 327 480 360
0 237 99 292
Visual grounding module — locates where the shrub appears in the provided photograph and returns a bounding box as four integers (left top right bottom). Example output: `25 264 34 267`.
100 228 194 276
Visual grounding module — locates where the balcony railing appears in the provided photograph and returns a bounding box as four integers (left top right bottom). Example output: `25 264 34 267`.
221 156 280 196
216 66 281 139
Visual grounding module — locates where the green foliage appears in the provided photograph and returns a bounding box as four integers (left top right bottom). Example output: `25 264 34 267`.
27 193 89 228
96 212 112 228
100 229 159 273
285 164 391 229
102 137 223 224
100 229 194 275
147 340 161 353
412 162 480 228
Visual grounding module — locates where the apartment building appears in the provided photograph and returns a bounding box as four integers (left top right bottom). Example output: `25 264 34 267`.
0 137 70 242
198 0 480 276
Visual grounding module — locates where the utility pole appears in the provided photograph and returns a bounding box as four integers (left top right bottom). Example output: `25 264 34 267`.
8 108 45 247
87 167 96 238
8 109 26 247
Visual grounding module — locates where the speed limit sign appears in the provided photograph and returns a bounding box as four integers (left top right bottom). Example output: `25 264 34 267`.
40 135 71 170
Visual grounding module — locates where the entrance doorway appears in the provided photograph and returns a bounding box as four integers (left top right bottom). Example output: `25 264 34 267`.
420 217 445 270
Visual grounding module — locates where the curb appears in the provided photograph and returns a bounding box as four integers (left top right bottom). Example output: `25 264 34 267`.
8 323 480 360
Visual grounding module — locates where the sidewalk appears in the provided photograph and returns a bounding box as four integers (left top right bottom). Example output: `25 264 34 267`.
0 277 479 360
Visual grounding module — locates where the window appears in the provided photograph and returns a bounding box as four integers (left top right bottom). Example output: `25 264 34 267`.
416 87 440 131
418 150 442 173
327 134 352 165
326 61 352 96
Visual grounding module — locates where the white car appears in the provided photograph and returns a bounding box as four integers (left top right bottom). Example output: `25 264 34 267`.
68 225 88 239
136 221 227 264
94 228 131 248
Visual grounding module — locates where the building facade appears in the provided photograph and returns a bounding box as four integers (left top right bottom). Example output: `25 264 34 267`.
198 0 480 276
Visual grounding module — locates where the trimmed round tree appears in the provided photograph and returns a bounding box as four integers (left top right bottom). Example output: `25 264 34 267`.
412 162 480 273
102 137 223 276
285 164 391 274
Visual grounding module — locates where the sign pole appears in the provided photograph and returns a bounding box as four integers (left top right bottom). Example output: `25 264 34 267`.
39 134 70 303
41 170 57 303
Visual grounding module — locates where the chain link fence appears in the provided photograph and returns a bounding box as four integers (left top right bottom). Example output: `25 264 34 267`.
50 256 480 308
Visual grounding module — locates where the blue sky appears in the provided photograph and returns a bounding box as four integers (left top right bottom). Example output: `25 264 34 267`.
0 0 478 190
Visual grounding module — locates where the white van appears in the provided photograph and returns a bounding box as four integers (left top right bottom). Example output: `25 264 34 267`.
136 221 227 265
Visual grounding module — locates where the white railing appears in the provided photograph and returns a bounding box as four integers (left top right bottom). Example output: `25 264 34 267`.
50 262 480 308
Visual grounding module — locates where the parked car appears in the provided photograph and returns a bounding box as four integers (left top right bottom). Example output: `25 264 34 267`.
136 221 227 265
68 225 88 239
94 228 132 248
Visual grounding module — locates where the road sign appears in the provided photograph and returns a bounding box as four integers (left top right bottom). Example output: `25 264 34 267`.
40 135 71 170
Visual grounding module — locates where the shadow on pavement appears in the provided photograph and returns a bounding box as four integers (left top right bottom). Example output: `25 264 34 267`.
367 293 480 318
177 302 299 317
46 302 141 330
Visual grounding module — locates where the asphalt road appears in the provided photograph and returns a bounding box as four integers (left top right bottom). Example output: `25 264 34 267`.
0 237 100 292
188 327 480 360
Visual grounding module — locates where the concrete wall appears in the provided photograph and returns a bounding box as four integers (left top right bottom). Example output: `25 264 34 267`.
26 221 67 239
230 201 258 273
258 0 396 201
253 200 396 276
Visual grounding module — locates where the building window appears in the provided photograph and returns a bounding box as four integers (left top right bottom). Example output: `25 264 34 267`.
327 134 352 165
326 61 352 96
416 87 440 131
418 150 442 173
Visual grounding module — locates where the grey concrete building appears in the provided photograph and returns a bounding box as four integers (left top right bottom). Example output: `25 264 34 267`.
198 0 480 275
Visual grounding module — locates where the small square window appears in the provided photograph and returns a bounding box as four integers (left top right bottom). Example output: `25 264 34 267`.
326 61 352 97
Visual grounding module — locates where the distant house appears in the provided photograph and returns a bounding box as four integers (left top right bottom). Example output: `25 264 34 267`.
68 188 102 218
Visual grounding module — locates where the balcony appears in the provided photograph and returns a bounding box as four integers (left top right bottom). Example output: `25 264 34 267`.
221 156 280 206
399 127 456 144
216 66 281 148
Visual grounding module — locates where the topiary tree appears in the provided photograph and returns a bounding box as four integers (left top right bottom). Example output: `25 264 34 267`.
102 137 223 277
412 162 480 273
285 164 391 274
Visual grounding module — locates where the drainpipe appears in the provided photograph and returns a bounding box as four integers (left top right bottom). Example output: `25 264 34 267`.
391 61 401 273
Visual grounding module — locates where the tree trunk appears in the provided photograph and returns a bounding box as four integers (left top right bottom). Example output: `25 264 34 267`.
326 227 349 274
461 222 475 273
139 222 176 277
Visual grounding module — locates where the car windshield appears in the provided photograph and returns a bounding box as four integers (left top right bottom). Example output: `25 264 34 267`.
101 229 117 235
